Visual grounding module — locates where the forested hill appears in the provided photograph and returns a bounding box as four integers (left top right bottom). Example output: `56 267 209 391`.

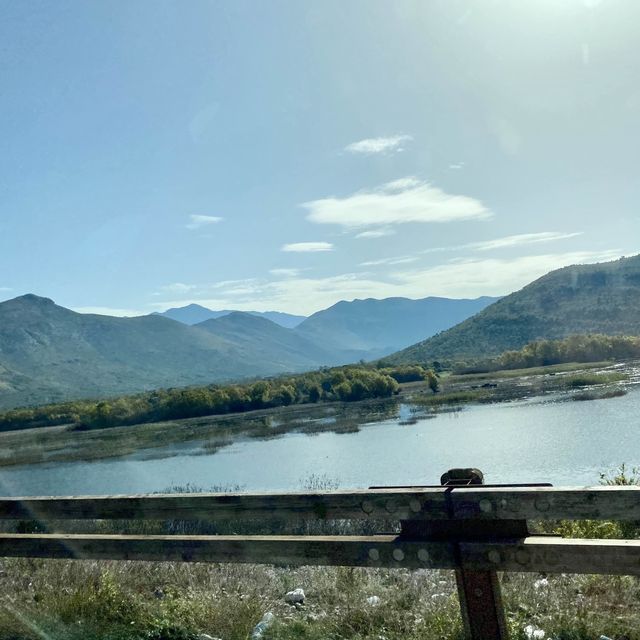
0 296 333 409
388 255 640 364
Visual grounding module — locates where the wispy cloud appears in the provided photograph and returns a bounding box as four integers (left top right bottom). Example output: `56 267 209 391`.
303 177 491 228
186 215 223 230
152 251 623 315
269 268 301 277
471 231 583 251
360 255 419 267
281 242 334 253
421 231 584 255
345 134 412 155
355 228 396 239
0 287 12 292
390 250 622 299
72 306 143 317
449 162 464 170
159 282 198 294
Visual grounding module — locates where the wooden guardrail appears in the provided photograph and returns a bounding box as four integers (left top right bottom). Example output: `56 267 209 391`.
1 468 640 640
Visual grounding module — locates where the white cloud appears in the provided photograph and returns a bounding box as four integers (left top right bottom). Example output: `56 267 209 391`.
360 255 419 267
159 282 198 293
0 287 12 292
449 162 464 170
391 250 622 298
470 231 583 251
281 242 334 253
72 306 144 317
420 231 584 255
151 250 623 315
186 215 223 230
355 228 396 239
303 177 491 228
269 268 301 277
345 134 412 155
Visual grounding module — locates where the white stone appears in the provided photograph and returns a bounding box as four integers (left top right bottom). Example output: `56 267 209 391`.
533 578 549 590
284 588 305 604
366 595 381 606
523 624 545 639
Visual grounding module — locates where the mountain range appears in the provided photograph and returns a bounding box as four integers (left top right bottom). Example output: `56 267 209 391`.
0 293 496 409
156 304 306 328
389 255 640 364
8 252 640 411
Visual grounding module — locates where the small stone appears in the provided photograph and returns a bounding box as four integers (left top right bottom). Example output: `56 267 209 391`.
523 624 545 640
366 595 381 606
284 588 305 605
533 578 549 590
153 587 165 599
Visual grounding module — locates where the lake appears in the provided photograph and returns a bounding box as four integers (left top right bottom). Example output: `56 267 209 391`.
1 385 639 496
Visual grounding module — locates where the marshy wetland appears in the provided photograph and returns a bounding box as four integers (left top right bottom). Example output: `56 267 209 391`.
0 361 638 496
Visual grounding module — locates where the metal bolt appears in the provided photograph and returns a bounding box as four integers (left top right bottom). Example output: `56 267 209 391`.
385 499 397 513
488 550 502 564
479 498 493 513
392 548 405 562
362 500 374 514
409 498 422 513
418 549 430 563
515 550 530 566
368 548 380 561
499 498 508 509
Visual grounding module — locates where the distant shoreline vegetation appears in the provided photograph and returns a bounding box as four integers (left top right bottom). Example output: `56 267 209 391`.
452 334 640 374
0 365 439 433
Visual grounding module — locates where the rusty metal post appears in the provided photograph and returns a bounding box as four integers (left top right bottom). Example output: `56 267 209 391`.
443 468 509 640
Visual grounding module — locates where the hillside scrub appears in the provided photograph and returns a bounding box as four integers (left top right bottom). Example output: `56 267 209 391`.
0 365 438 433
388 255 640 364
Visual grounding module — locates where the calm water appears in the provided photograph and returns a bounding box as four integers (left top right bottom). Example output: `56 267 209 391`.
1 389 639 495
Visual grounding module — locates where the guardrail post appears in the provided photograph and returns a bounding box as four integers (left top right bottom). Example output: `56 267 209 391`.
443 468 509 640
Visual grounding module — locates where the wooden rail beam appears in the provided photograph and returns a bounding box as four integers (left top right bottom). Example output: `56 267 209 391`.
0 533 456 567
2 485 640 522
2 534 639 576
0 489 448 522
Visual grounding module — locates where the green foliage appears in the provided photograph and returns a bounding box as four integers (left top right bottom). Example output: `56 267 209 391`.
496 334 640 370
451 334 640 375
0 364 441 432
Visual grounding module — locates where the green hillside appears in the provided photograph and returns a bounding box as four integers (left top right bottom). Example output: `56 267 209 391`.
389 255 640 364
0 296 323 409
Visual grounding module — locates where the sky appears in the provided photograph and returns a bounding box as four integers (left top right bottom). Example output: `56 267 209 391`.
1 0 639 316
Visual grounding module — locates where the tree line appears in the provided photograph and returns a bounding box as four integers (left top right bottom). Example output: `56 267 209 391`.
457 334 640 374
0 364 439 433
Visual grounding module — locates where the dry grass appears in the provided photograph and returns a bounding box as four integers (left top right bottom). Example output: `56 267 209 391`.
0 559 640 639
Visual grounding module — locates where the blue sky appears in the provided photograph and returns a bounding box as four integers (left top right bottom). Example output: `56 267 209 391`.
1 0 639 315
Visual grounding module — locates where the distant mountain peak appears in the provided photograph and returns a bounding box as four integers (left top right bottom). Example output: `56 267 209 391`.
12 294 56 306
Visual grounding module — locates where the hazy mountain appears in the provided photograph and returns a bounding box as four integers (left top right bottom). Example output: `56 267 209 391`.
295 296 499 359
196 312 357 370
156 304 306 328
0 292 504 410
0 296 318 409
389 255 640 364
